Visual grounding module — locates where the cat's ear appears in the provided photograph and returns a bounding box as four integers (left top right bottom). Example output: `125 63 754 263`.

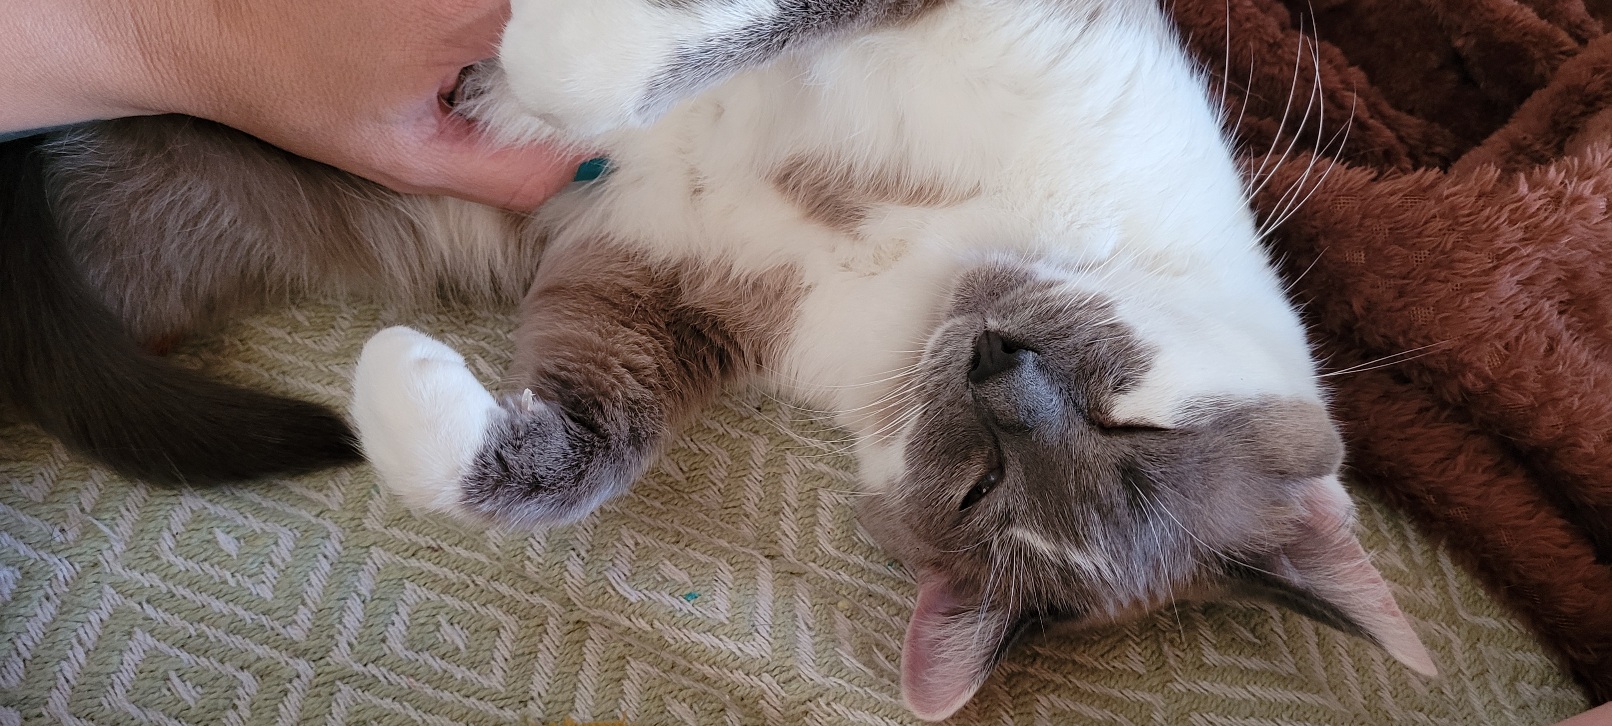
901 576 1015 722
1231 476 1437 677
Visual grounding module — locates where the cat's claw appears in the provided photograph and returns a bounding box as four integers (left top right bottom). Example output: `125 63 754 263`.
349 326 499 518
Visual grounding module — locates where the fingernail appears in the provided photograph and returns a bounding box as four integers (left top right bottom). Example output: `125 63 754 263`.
572 156 613 183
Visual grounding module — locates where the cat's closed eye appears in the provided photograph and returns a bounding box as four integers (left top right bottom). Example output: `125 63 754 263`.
959 450 1004 510
1089 406 1171 434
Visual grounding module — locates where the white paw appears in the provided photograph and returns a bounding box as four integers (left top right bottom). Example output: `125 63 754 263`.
500 0 770 137
349 327 501 516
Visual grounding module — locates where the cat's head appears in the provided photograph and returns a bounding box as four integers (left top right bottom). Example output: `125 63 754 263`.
855 255 1436 721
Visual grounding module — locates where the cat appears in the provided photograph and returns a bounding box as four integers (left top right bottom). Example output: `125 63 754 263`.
0 0 1437 719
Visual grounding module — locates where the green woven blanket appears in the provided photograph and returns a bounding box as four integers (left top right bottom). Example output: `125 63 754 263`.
0 303 1588 724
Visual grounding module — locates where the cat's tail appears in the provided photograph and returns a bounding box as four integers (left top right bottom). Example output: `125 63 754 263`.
0 135 362 484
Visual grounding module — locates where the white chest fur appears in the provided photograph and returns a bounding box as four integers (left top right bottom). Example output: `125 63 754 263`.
523 0 1311 426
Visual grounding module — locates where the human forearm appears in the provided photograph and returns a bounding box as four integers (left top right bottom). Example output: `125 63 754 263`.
0 0 170 131
1 0 584 210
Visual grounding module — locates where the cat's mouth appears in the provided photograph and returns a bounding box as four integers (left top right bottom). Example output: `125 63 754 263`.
989 603 1090 668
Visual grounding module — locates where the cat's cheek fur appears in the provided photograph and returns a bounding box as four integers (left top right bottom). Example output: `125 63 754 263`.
854 439 911 493
349 326 499 517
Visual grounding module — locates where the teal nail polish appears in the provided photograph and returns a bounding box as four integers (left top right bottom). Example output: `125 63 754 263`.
572 157 613 182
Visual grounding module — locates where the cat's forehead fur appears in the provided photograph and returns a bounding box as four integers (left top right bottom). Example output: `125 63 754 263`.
1099 271 1328 428
858 258 1344 616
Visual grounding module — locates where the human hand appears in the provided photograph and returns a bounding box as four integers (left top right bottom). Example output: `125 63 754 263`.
157 0 593 209
3 0 585 210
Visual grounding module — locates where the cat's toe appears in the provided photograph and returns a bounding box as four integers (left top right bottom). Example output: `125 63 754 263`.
349 326 500 517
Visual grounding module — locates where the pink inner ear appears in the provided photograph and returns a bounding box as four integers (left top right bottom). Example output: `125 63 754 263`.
1292 478 1438 677
902 577 992 722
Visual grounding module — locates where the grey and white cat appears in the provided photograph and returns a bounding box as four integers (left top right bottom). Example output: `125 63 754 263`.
3 0 1435 719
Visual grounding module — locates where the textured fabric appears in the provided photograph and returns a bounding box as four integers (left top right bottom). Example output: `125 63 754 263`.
0 304 1588 724
1163 0 1612 702
7 0 1612 719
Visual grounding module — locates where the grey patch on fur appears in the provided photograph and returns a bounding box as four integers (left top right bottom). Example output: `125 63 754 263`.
40 117 543 343
857 255 1348 679
459 397 618 526
637 0 948 120
1 133 361 485
457 241 803 526
769 153 979 235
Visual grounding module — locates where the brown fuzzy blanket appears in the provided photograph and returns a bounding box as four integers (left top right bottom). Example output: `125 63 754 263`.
1163 0 1612 703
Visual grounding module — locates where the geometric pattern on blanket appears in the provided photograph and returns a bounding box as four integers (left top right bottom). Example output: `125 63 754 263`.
0 303 1587 724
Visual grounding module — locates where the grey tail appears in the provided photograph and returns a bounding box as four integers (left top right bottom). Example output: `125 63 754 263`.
0 136 361 484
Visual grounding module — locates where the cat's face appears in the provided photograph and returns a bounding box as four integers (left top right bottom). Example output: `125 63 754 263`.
855 256 1436 721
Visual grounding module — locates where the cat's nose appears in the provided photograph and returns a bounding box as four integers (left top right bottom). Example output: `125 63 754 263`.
970 331 1032 384
969 331 1057 432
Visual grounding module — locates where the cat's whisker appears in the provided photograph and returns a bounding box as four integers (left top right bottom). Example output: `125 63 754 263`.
1216 0 1234 129
1248 63 1323 229
755 425 869 460
754 349 934 393
1225 46 1259 161
1258 73 1348 239
1243 31 1313 201
815 486 881 497
1242 59 1321 228
1319 341 1450 378
861 401 928 444
754 368 930 425
825 394 927 436
1142 485 1279 579
843 373 931 407
733 393 876 460
755 361 925 392
1280 248 1326 296
940 533 995 556
759 437 867 462
1256 61 1326 237
843 412 914 446
1256 9 1361 242
973 538 1008 646
1127 480 1182 631
1009 542 1026 638
1260 94 1356 239
1159 520 1184 634
780 389 920 425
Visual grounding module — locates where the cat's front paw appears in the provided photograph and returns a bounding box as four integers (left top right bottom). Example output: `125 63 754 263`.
350 326 628 528
500 0 769 137
349 327 500 517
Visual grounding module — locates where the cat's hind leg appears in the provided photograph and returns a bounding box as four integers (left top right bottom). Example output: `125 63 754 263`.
492 0 936 138
350 243 799 528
